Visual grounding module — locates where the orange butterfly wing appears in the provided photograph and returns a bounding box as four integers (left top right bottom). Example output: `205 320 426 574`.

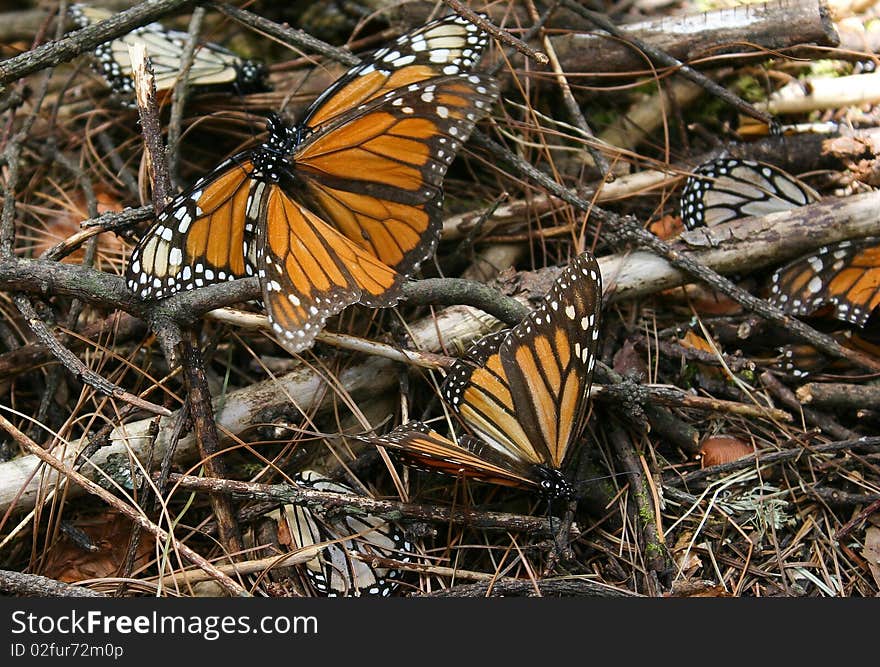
441 331 542 467
500 252 603 469
371 421 544 491
770 237 880 326
442 253 602 471
254 185 400 351
300 15 489 130
126 156 258 299
295 73 498 276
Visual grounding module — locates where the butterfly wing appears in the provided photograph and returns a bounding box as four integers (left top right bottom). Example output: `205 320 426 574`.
299 14 490 130
769 237 880 326
680 158 819 230
282 470 411 597
295 72 498 277
772 343 831 379
287 13 497 277
442 252 603 471
441 331 544 467
126 155 259 298
499 252 603 469
372 421 545 491
254 186 402 352
69 4 266 97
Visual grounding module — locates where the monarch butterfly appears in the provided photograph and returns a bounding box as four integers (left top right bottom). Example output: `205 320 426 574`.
370 251 603 499
125 14 499 353
769 237 880 327
277 471 411 597
68 4 268 100
680 157 819 230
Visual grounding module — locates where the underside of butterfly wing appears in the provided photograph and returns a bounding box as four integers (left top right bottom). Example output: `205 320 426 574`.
371 422 548 492
500 252 603 470
680 158 819 230
283 470 411 597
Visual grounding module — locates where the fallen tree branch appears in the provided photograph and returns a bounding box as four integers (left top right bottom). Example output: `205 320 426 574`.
164 472 560 535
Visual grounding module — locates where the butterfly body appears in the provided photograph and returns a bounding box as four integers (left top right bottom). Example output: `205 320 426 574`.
371 251 603 499
126 14 499 352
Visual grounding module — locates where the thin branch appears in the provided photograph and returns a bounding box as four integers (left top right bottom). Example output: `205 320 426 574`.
761 371 858 441
131 42 171 211
442 0 548 65
164 472 563 535
167 7 204 189
207 2 358 67
13 294 170 416
664 435 880 488
0 569 107 597
177 334 244 556
560 0 775 127
471 130 880 373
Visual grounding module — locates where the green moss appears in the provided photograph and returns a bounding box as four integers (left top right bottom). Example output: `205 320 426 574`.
645 542 665 558
731 75 766 104
808 59 851 78
636 493 655 523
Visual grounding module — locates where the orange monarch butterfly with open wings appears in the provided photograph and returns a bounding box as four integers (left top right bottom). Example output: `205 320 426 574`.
368 251 603 499
126 14 499 353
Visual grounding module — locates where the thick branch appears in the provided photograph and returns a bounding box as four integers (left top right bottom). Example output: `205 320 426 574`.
550 0 838 75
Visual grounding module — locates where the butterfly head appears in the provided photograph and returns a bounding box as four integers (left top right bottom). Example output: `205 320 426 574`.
537 466 575 500
236 59 270 94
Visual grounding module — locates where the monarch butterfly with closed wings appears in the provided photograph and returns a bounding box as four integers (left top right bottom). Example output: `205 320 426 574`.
680 157 819 230
369 251 603 499
68 4 268 100
125 13 499 353
276 471 411 597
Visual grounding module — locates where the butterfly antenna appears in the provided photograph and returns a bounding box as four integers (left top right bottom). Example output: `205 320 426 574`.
572 469 639 492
